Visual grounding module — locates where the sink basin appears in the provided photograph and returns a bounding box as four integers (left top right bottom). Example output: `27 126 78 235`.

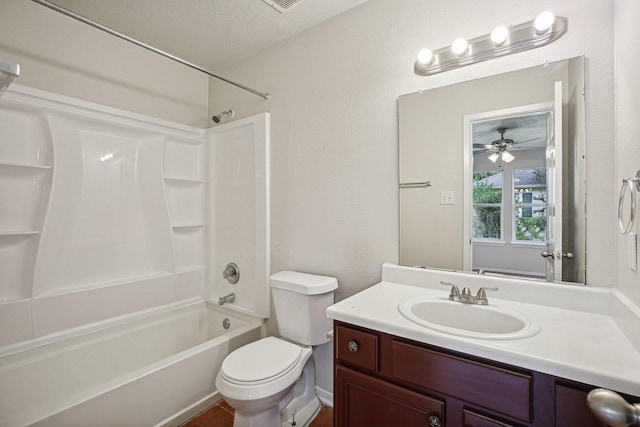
398 296 540 340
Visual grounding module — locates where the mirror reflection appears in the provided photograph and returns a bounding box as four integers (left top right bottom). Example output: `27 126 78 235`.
399 57 586 284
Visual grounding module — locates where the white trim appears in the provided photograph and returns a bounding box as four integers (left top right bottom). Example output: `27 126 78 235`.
5 84 204 137
463 102 553 272
315 386 333 407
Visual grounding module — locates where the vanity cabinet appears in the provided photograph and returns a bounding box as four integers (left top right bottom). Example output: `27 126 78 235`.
334 321 609 427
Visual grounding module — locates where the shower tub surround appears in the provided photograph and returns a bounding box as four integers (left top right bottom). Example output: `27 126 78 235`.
0 86 270 425
0 301 262 426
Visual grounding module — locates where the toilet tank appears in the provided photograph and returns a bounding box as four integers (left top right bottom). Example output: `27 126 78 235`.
270 271 338 346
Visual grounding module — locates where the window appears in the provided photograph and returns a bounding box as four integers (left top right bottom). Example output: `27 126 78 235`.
513 168 547 242
472 171 502 239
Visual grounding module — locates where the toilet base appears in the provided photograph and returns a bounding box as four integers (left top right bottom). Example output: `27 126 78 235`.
280 355 321 427
281 395 320 427
228 383 294 427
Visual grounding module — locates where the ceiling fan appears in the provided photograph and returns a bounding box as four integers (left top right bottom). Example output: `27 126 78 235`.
473 127 540 164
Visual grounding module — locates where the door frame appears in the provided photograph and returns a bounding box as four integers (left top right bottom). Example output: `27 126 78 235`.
463 102 554 273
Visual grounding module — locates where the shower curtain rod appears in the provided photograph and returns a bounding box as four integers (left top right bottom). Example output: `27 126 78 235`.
31 0 270 101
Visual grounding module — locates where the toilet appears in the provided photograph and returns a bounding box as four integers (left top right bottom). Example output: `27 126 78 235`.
215 271 338 427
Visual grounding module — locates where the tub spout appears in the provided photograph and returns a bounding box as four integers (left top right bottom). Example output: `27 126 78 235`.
218 293 236 305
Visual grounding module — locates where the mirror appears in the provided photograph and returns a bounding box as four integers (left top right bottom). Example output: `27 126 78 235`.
399 57 586 284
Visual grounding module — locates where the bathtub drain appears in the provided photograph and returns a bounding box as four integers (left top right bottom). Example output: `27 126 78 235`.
222 318 231 329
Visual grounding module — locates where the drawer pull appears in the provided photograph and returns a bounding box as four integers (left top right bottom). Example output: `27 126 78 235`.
429 415 441 427
348 340 359 352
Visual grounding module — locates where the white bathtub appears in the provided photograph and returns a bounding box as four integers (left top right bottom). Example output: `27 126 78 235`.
0 300 263 427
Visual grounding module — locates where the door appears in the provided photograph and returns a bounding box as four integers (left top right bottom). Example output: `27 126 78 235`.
464 103 553 278
544 81 563 281
335 365 444 427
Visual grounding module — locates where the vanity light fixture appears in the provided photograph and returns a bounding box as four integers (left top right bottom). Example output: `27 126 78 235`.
451 38 469 56
414 12 567 76
417 49 434 66
490 26 509 46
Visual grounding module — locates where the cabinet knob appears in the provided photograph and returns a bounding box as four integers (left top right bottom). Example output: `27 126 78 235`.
429 415 441 427
347 340 359 352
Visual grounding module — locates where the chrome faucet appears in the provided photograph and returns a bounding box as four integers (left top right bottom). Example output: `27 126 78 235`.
218 293 236 305
440 281 497 305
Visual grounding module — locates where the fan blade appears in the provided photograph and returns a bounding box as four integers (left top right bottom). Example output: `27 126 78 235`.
473 144 495 149
507 146 541 151
511 137 541 145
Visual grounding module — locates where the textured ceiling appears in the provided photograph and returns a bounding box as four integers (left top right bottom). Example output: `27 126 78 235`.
46 0 368 70
472 113 548 151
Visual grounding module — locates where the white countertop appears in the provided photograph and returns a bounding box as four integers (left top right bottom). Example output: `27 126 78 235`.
326 264 640 396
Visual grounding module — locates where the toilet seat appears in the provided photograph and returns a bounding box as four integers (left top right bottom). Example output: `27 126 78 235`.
220 337 303 385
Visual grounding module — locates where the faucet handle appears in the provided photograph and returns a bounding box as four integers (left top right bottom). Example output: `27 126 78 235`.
440 281 461 301
476 287 498 304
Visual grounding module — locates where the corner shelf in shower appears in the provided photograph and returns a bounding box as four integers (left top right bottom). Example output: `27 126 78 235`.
0 158 51 303
175 265 205 274
171 223 205 229
0 161 51 170
0 230 39 236
163 176 204 184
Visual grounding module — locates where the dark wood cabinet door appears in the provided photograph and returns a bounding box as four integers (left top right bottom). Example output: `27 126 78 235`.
336 365 444 427
555 384 603 427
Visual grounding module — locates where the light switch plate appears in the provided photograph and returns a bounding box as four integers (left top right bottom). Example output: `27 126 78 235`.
440 190 455 205
629 232 637 272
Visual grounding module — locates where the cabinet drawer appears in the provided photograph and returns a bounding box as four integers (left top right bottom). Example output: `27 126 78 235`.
391 340 533 422
335 324 378 372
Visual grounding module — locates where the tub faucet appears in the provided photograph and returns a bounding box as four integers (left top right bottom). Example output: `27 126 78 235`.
218 293 236 305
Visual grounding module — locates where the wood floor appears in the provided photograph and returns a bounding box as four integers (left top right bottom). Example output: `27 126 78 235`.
181 400 333 427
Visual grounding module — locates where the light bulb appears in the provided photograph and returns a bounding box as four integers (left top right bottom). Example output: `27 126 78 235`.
535 11 555 34
417 49 434 65
502 151 515 163
451 38 469 56
491 26 509 46
488 153 499 163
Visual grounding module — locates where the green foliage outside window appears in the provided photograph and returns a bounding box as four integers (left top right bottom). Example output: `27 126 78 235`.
472 172 502 239
513 168 547 242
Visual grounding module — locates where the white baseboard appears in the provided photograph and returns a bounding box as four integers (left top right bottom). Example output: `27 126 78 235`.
315 386 333 407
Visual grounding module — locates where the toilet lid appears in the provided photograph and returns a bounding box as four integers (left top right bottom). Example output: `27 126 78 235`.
221 337 302 384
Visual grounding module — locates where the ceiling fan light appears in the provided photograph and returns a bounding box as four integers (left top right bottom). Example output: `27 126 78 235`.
488 153 499 163
502 151 515 163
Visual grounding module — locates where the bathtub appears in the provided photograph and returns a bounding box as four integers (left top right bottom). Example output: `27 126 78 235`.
0 300 263 427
